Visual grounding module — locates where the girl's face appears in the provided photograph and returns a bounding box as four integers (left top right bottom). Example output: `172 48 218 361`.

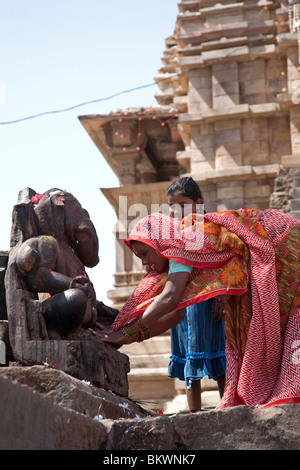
131 241 168 273
167 192 202 219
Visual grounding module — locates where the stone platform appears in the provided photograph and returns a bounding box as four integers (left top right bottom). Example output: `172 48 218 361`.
0 319 129 396
0 365 299 450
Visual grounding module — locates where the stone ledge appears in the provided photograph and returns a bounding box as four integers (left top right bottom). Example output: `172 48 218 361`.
190 164 279 183
0 366 146 417
1 367 300 450
0 367 155 450
179 102 286 126
281 155 300 168
107 403 300 451
126 354 170 369
128 367 171 378
121 335 171 356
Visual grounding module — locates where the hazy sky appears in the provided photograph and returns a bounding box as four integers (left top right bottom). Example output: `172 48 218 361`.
0 0 179 303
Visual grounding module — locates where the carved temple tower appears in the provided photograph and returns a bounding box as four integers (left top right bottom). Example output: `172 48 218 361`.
79 0 300 412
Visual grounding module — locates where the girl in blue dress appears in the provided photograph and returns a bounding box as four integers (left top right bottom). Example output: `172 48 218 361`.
167 177 226 412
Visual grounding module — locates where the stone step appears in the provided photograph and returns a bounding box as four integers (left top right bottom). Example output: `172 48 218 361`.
120 335 171 356
127 367 176 403
128 353 170 369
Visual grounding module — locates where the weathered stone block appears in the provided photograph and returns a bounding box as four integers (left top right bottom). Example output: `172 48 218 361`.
290 199 300 211
191 160 215 174
239 59 265 81
169 405 300 450
242 141 269 165
0 372 108 450
213 61 238 80
214 119 241 132
241 79 266 96
212 79 239 97
291 187 300 199
241 118 268 142
244 182 271 199
215 127 241 144
191 133 214 149
217 184 244 200
0 366 149 421
215 142 242 158
217 198 244 211
213 93 239 108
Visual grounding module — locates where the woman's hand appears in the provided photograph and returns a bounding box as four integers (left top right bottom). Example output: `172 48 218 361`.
212 296 226 321
89 322 136 345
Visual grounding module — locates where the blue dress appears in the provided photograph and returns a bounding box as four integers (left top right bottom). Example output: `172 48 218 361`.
168 298 226 389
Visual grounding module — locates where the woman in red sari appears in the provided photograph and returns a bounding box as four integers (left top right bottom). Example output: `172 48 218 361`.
94 208 300 409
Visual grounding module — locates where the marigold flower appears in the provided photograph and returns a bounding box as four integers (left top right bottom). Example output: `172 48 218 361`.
220 262 245 286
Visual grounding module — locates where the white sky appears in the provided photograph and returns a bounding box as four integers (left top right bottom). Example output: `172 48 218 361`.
0 0 179 304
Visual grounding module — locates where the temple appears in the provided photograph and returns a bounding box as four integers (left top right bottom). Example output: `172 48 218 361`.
79 0 300 412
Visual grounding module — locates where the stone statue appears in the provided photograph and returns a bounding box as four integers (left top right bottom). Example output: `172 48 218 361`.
4 188 129 394
6 187 117 339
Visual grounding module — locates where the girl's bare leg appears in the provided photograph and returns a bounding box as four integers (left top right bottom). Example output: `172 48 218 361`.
216 373 225 398
185 380 202 412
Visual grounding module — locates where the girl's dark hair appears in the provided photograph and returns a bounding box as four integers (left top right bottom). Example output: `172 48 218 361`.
167 177 204 203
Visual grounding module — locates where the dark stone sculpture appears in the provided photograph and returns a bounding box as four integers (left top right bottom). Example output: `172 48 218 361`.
4 188 129 395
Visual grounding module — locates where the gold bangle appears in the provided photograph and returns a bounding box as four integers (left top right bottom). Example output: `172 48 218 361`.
137 330 144 343
136 317 150 340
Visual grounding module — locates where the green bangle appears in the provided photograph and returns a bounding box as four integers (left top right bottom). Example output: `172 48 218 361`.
123 325 136 337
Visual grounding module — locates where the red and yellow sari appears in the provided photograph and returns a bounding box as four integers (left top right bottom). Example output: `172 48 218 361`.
111 209 300 409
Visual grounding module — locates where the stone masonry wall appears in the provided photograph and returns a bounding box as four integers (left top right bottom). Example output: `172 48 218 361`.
270 167 300 219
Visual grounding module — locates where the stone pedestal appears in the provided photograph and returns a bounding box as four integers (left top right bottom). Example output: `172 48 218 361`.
5 287 130 396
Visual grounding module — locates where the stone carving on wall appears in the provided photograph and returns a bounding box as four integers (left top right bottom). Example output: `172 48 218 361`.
3 188 129 395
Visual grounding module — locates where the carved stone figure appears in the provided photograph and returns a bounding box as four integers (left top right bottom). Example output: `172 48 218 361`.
4 188 129 395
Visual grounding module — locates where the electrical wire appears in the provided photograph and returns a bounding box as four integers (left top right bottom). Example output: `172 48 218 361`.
0 37 271 126
0 81 158 125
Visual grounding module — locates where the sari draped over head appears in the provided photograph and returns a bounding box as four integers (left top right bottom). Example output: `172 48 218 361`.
111 209 300 409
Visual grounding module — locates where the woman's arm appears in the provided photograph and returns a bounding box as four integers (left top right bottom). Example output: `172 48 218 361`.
137 271 190 328
147 307 185 337
94 271 190 344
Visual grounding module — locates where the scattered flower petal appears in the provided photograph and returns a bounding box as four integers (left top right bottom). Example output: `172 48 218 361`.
118 402 130 409
93 414 103 421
